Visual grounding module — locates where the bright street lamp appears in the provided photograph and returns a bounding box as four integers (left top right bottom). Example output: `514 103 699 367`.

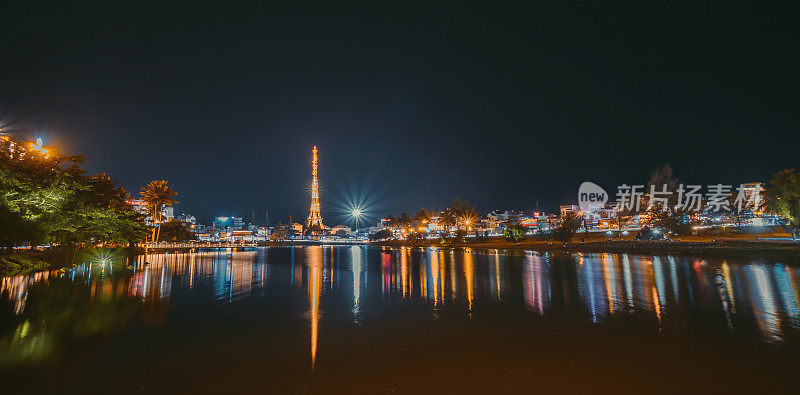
350 207 364 235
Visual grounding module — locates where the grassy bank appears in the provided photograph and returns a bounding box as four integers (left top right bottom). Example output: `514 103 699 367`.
0 254 51 277
0 247 138 277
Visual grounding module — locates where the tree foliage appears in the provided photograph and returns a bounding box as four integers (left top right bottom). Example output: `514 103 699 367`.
650 209 691 235
369 229 393 241
139 180 178 242
156 220 196 242
552 212 581 242
766 169 800 239
1 137 148 253
503 221 527 242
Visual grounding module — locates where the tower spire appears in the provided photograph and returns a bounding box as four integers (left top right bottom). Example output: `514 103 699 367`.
306 145 324 228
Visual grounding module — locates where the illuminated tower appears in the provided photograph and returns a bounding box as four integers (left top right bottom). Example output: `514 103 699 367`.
306 146 324 228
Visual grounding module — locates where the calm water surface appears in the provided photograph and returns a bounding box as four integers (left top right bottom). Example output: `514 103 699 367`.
2 246 800 393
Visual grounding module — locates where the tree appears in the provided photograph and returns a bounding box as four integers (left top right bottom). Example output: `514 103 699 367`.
139 180 178 243
727 191 744 228
270 223 289 241
398 212 412 230
412 208 432 237
370 229 393 241
1 136 147 253
452 229 468 243
503 221 527 242
437 209 456 236
642 163 680 226
157 220 196 242
405 231 423 242
650 208 691 235
766 169 800 240
552 212 581 242
448 199 479 230
413 208 432 225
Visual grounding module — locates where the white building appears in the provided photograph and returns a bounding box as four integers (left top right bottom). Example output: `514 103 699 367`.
176 213 196 225
330 225 353 236
127 199 174 225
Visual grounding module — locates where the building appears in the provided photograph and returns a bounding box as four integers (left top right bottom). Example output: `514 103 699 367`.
191 224 209 234
330 225 353 236
255 227 271 238
291 222 304 235
739 182 764 213
213 216 244 230
176 213 196 225
483 210 525 231
230 229 256 242
559 205 580 218
126 199 174 225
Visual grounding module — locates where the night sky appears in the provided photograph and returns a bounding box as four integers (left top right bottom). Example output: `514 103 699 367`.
2 1 798 226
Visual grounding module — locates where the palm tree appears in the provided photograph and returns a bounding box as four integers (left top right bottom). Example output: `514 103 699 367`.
140 180 178 243
437 208 456 235
399 212 412 231
385 213 398 228
448 199 478 231
414 208 432 225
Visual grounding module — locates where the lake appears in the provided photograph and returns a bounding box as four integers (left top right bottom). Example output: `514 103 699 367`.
2 246 799 393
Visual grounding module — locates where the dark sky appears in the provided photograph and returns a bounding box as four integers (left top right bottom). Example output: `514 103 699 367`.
2 1 798 225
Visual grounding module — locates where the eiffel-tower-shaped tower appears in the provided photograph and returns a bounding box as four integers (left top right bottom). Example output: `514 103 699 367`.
306 146 324 228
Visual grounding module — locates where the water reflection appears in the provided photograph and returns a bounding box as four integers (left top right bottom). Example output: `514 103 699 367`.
307 246 322 369
522 252 548 315
3 247 800 369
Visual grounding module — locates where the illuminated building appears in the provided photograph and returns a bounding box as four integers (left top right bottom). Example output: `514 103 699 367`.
176 213 196 225
213 216 244 230
330 225 353 236
306 146 325 229
126 199 174 225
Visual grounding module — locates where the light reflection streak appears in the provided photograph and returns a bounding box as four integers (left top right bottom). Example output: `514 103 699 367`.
653 257 667 309
601 254 615 314
746 265 781 342
430 249 440 305
307 246 322 369
381 251 391 298
440 250 447 303
622 254 634 310
400 248 409 298
450 251 457 301
523 253 548 315
464 249 474 312
668 256 679 304
774 265 799 328
722 262 735 313
652 286 662 328
351 246 362 315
